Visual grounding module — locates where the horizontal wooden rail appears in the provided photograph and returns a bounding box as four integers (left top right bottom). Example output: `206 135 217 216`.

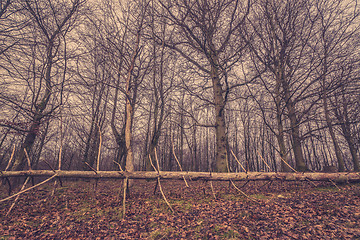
1 170 360 182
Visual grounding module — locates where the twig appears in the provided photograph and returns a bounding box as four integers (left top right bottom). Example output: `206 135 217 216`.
113 160 123 172
149 154 159 173
84 162 97 174
230 149 247 172
122 177 128 218
4 177 11 196
54 108 63 195
51 178 58 197
157 177 174 212
279 157 317 187
42 160 56 173
171 141 189 187
95 122 102 172
6 177 30 216
329 179 341 191
58 107 63 170
5 145 15 171
210 181 217 200
279 156 297 173
259 180 273 189
239 180 251 188
227 152 256 202
24 148 32 170
0 174 58 203
257 151 271 171
153 179 158 195
148 154 160 194
154 147 160 172
230 180 258 202
305 177 317 187
151 148 174 212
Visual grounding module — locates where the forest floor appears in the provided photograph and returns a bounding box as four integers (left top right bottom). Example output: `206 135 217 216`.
0 178 360 239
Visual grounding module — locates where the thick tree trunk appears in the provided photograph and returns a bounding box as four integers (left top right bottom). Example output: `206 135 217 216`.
124 31 141 175
11 118 41 171
2 170 360 183
275 97 291 172
282 80 307 171
210 55 228 173
289 118 307 172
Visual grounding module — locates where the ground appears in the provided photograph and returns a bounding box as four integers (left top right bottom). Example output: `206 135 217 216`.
0 178 360 239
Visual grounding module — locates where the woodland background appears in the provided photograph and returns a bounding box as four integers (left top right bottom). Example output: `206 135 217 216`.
1 0 360 174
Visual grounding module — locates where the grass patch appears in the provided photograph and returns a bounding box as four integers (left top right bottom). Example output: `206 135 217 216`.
149 226 175 239
171 199 193 211
26 219 41 228
212 224 241 239
251 193 271 200
222 194 244 201
314 186 338 192
1 236 14 240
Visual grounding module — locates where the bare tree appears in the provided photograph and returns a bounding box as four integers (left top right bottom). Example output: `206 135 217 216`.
155 0 250 172
332 65 360 171
1 0 86 171
314 0 360 171
244 0 323 171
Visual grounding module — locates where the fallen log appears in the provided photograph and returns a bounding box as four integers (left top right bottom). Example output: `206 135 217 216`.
1 170 360 183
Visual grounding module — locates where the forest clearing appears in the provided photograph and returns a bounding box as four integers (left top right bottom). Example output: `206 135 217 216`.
1 179 360 239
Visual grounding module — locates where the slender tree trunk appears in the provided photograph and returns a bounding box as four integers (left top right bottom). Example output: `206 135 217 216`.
334 91 360 171
179 92 185 168
321 49 345 171
341 123 360 171
111 74 126 169
124 95 134 173
323 97 344 171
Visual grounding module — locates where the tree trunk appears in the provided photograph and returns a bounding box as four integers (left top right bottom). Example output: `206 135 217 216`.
323 97 345 171
11 117 41 171
210 54 228 173
125 100 134 173
334 92 360 172
111 74 126 169
2 170 360 183
275 99 291 172
281 79 307 171
341 123 360 171
11 40 54 171
124 31 141 176
288 112 307 171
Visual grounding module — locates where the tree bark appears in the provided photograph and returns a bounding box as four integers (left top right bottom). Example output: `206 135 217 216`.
281 77 307 171
2 170 360 183
275 82 291 172
341 122 360 172
210 53 228 173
